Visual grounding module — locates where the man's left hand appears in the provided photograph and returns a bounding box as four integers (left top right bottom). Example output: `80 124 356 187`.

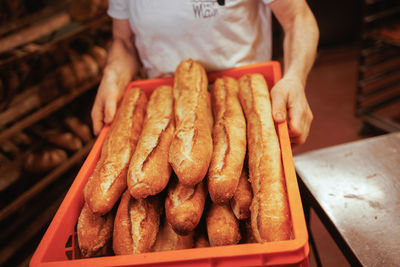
270 76 313 145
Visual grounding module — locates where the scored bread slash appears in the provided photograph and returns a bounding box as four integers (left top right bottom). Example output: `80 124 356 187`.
113 191 160 255
169 59 213 187
84 88 147 215
153 221 194 252
127 85 175 199
165 176 207 236
207 76 246 204
230 167 253 220
77 202 113 258
206 203 241 246
238 73 291 242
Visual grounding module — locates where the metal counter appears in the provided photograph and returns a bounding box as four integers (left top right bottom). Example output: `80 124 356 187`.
295 132 400 267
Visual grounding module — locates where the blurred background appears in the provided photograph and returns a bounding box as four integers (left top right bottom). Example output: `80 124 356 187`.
0 0 399 266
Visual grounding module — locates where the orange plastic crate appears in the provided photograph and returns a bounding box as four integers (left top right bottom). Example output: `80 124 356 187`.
30 61 310 267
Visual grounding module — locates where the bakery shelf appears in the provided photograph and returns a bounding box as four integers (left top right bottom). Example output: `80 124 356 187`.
0 2 111 266
356 0 400 133
0 139 95 222
365 0 386 5
359 48 400 71
361 112 400 132
0 77 99 145
0 109 95 266
0 13 110 67
0 148 31 193
367 22 400 48
363 6 400 23
0 190 65 266
0 83 60 130
0 0 69 37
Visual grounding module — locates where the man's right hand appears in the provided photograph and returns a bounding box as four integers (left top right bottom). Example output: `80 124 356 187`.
91 76 123 135
90 18 140 135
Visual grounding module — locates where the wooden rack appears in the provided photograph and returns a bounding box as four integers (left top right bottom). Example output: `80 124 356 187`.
0 77 100 144
0 140 94 265
357 0 400 133
0 14 110 67
0 1 111 265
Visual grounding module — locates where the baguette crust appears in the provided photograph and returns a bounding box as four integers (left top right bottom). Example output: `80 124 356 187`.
89 45 107 70
64 116 92 143
77 202 113 258
45 129 83 151
82 54 99 79
24 148 67 173
194 235 210 248
208 76 246 204
153 221 194 252
58 65 76 89
128 85 174 199
84 88 147 215
240 219 257 244
238 74 291 242
206 203 241 246
230 168 252 220
113 191 160 255
165 177 206 235
169 59 213 186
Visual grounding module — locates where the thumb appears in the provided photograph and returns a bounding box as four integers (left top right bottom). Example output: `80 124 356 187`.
104 95 118 125
270 88 287 123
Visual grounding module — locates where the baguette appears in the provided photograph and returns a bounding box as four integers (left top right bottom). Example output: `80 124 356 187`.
82 54 100 78
208 76 246 204
165 176 206 236
230 168 252 220
128 85 174 199
57 65 76 90
89 45 107 70
153 221 194 252
113 191 160 255
238 73 291 242
194 235 210 248
84 88 147 215
24 148 67 173
240 219 257 244
0 12 71 54
64 116 92 143
77 202 113 258
169 59 213 186
206 203 241 246
72 54 99 83
44 129 83 151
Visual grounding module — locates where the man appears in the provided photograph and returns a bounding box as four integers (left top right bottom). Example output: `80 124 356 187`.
91 0 319 145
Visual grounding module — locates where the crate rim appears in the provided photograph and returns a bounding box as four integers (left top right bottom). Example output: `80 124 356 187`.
30 61 309 267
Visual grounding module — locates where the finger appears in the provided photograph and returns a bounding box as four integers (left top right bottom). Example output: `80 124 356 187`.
104 94 118 125
290 133 307 145
287 103 307 145
288 108 312 145
288 108 303 139
91 100 104 136
270 88 287 123
290 138 301 148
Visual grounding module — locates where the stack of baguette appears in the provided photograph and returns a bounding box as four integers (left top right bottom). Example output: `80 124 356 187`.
57 45 107 91
77 59 291 258
23 116 92 174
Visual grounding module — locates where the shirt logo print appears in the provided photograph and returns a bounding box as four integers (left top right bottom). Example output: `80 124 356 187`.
191 0 221 19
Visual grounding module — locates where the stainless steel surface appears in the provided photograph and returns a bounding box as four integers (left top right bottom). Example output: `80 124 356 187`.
294 132 400 267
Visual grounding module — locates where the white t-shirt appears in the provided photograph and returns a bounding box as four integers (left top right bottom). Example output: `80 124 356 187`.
108 0 275 78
